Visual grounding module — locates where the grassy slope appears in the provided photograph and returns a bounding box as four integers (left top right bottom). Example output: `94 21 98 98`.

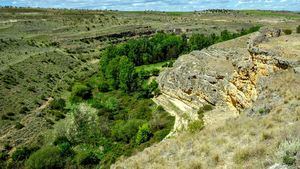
0 7 299 168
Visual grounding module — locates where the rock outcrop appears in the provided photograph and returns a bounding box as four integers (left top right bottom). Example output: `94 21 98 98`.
154 28 299 135
112 30 300 169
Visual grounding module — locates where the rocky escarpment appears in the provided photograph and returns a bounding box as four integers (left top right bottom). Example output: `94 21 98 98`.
112 30 300 169
154 28 297 135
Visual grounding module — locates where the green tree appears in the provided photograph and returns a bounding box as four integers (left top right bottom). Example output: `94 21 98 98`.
136 123 152 145
105 56 121 89
220 30 232 41
25 146 64 169
67 104 102 145
296 25 300 33
119 57 135 92
111 119 144 143
70 83 92 102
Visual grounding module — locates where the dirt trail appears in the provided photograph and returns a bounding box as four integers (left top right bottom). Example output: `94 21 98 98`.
34 97 54 113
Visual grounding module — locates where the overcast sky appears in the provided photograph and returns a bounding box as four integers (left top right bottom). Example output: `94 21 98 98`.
1 0 300 11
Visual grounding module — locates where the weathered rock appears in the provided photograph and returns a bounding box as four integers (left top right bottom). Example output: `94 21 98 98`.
155 28 299 134
268 164 288 169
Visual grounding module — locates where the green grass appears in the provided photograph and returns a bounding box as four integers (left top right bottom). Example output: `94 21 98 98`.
240 10 300 19
135 60 170 72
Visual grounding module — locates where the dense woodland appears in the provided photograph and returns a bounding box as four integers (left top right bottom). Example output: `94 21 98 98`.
1 26 261 169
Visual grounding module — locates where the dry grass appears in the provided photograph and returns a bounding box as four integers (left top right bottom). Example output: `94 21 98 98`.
112 67 300 169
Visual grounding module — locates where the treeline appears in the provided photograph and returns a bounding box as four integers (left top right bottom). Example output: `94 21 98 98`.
99 26 260 93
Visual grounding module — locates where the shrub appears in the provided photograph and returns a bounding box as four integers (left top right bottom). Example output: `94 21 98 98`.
50 98 66 110
202 104 213 112
276 139 300 166
136 123 152 145
12 147 37 161
98 81 110 92
153 129 170 141
19 106 29 114
7 112 15 116
49 110 66 121
197 104 214 119
0 152 8 161
103 97 120 112
70 83 92 102
258 108 270 115
188 120 204 133
53 137 73 157
112 119 144 143
67 104 102 144
283 154 296 166
75 151 100 166
297 25 300 33
15 122 24 129
53 136 71 146
25 146 64 169
283 29 292 35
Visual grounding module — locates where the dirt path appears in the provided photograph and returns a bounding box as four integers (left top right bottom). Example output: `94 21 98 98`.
34 97 54 113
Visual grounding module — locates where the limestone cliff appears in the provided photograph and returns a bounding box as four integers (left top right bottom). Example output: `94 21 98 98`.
154 28 298 135
112 29 300 169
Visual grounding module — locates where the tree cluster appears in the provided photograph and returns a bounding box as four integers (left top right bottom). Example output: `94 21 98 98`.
99 26 260 94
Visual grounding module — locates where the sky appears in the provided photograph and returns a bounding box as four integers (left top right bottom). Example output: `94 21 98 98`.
0 0 300 11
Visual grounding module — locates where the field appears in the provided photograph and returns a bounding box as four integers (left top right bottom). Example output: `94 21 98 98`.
0 7 300 169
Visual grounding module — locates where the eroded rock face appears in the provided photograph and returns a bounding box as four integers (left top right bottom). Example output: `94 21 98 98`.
112 30 300 169
154 28 299 133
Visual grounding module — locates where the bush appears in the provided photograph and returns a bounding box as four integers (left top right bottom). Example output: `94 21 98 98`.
98 81 110 92
136 123 152 145
50 98 66 110
70 83 92 102
75 151 100 166
53 136 73 157
48 110 66 121
276 139 300 166
0 152 8 161
25 146 64 169
103 96 120 112
112 119 144 143
67 104 102 144
188 120 204 133
15 122 24 129
19 106 29 114
12 147 37 161
283 29 292 35
153 129 170 141
202 104 213 112
283 154 296 166
297 25 300 33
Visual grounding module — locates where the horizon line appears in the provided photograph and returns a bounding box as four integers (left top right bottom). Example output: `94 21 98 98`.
1 6 299 13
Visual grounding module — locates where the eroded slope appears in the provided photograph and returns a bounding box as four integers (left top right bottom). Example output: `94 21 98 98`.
112 30 300 168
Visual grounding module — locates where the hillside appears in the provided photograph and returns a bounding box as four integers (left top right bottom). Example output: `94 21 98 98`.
112 29 300 168
0 7 300 169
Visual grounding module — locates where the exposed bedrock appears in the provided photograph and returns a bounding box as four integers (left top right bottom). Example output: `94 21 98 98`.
154 28 299 134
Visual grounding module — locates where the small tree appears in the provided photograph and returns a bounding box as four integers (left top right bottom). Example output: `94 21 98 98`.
119 57 135 92
70 83 92 102
136 123 152 145
25 146 64 169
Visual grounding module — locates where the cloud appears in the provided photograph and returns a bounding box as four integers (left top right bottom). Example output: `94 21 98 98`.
0 0 299 11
